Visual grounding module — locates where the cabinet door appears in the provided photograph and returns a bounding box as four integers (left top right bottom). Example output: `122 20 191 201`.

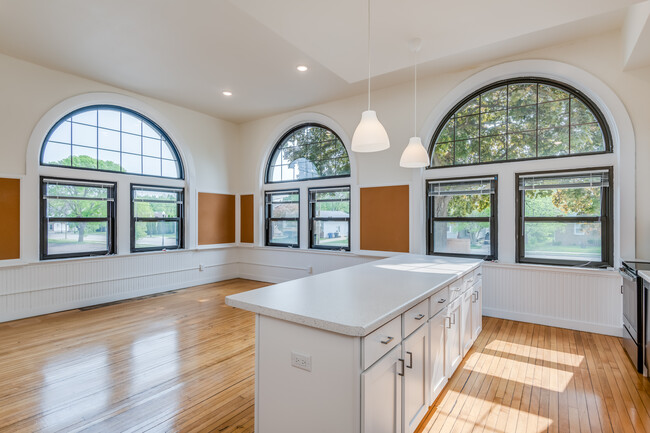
403 324 429 433
461 288 473 356
429 310 447 403
446 301 462 377
472 280 483 341
362 344 403 433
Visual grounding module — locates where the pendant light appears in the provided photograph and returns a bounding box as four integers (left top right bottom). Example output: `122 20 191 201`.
400 38 429 168
351 0 390 153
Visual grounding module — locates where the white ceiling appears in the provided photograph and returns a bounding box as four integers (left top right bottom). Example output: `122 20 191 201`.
0 0 645 123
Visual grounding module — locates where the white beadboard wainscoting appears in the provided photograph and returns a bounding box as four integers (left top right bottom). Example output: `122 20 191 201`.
0 248 239 323
482 262 623 337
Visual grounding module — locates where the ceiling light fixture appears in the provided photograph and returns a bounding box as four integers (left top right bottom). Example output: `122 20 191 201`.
222 90 233 96
400 38 429 168
351 0 389 153
296 65 309 72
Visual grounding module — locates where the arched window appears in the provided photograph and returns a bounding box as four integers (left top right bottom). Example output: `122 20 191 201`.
266 123 350 183
429 78 611 168
41 105 183 179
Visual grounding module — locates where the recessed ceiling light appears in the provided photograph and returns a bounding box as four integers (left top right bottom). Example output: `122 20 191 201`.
296 65 309 72
222 90 233 96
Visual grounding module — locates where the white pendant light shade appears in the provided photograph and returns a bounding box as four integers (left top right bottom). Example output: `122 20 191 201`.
399 136 429 167
351 110 390 152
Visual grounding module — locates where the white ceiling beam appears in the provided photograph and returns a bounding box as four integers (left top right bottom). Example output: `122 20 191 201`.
623 1 650 70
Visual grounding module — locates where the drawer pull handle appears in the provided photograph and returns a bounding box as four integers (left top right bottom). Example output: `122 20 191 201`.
477 273 482 277
415 313 425 320
472 293 477 303
445 316 451 328
380 336 394 345
467 278 474 284
398 358 405 376
438 298 446 303
451 313 456 325
475 290 479 301
406 351 413 369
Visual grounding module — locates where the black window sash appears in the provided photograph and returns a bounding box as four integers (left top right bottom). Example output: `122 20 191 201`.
308 186 350 251
130 185 184 252
265 189 300 247
40 177 116 260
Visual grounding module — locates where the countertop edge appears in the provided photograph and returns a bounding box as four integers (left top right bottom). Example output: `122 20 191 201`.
225 261 481 337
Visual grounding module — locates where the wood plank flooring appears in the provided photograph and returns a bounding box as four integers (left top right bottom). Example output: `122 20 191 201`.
0 279 267 433
2 279 650 432
416 316 650 433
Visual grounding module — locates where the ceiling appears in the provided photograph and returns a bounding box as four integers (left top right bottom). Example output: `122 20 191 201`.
0 0 646 123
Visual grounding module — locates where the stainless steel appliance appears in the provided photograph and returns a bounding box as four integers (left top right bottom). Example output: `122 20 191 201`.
620 260 650 375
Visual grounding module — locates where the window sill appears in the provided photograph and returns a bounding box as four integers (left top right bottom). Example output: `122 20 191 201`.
482 261 619 277
251 245 393 258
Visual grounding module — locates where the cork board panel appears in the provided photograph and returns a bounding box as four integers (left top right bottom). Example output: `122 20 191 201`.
0 178 20 260
198 192 236 245
240 194 254 244
360 185 409 253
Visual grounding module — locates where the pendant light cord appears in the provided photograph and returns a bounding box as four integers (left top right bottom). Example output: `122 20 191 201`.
414 50 417 137
367 0 371 111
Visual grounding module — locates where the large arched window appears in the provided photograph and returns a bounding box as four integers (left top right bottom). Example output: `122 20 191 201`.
41 105 183 179
266 123 350 183
429 78 611 168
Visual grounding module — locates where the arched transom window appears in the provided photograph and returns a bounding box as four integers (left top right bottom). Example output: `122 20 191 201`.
266 124 350 183
430 78 611 168
41 105 183 179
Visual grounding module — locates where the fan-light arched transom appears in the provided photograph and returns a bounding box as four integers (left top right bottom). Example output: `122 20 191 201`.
41 105 184 179
430 78 612 168
266 124 350 183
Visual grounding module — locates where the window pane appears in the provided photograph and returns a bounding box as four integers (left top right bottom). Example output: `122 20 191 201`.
49 120 71 143
538 100 569 127
72 110 97 126
47 221 108 256
269 220 298 245
134 191 179 218
538 127 569 157
143 156 161 177
524 187 601 218
481 86 507 112
508 105 536 132
455 115 479 140
508 83 537 107
122 133 141 154
270 203 298 218
314 191 350 217
122 153 142 174
143 137 161 157
437 118 454 142
162 160 179 178
142 123 161 139
46 183 108 199
134 221 179 249
98 128 120 151
433 221 490 256
480 110 506 136
312 220 349 249
538 85 569 102
98 110 121 130
454 139 479 165
571 123 605 154
72 123 97 148
43 141 71 165
432 141 453 167
457 97 479 117
480 135 506 162
523 222 601 262
507 132 536 160
121 112 142 135
98 150 122 172
434 194 491 218
72 146 98 169
570 98 597 124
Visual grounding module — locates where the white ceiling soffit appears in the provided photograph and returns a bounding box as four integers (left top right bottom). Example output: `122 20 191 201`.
231 0 642 84
623 1 650 70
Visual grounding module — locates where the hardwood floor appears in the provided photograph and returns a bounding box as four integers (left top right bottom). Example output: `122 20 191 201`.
0 279 267 433
2 279 650 433
417 316 650 433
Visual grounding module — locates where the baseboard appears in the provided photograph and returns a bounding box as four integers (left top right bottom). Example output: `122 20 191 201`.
483 307 623 337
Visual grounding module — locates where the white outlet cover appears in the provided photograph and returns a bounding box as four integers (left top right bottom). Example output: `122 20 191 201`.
291 352 312 372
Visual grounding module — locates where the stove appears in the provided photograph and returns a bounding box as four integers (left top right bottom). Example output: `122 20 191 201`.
620 260 650 375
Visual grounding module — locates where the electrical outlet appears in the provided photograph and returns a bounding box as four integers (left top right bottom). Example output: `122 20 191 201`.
307 266 313 274
199 264 204 271
291 352 312 372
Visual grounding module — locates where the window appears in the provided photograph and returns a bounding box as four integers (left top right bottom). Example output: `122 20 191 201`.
430 78 611 168
41 105 183 179
516 168 612 267
427 177 497 259
40 177 116 260
266 124 350 183
309 186 350 251
265 190 300 247
131 185 184 252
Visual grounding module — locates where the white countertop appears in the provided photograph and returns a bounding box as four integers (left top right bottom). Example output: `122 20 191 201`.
639 270 650 283
225 254 482 336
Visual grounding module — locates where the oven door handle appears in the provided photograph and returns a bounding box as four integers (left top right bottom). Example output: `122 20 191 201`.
619 268 636 282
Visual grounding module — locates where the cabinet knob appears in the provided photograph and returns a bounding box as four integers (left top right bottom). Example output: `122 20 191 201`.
438 298 446 303
380 336 394 345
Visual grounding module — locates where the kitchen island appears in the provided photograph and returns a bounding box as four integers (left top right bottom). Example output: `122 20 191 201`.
225 254 483 433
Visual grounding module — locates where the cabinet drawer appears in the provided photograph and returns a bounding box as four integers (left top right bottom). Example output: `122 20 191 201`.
463 272 477 291
429 286 450 318
474 267 483 282
403 299 428 338
363 315 402 370
448 278 463 302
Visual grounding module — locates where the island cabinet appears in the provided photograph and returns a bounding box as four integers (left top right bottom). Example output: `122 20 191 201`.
225 254 484 433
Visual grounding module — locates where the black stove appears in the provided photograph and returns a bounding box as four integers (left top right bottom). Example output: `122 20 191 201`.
621 259 650 375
